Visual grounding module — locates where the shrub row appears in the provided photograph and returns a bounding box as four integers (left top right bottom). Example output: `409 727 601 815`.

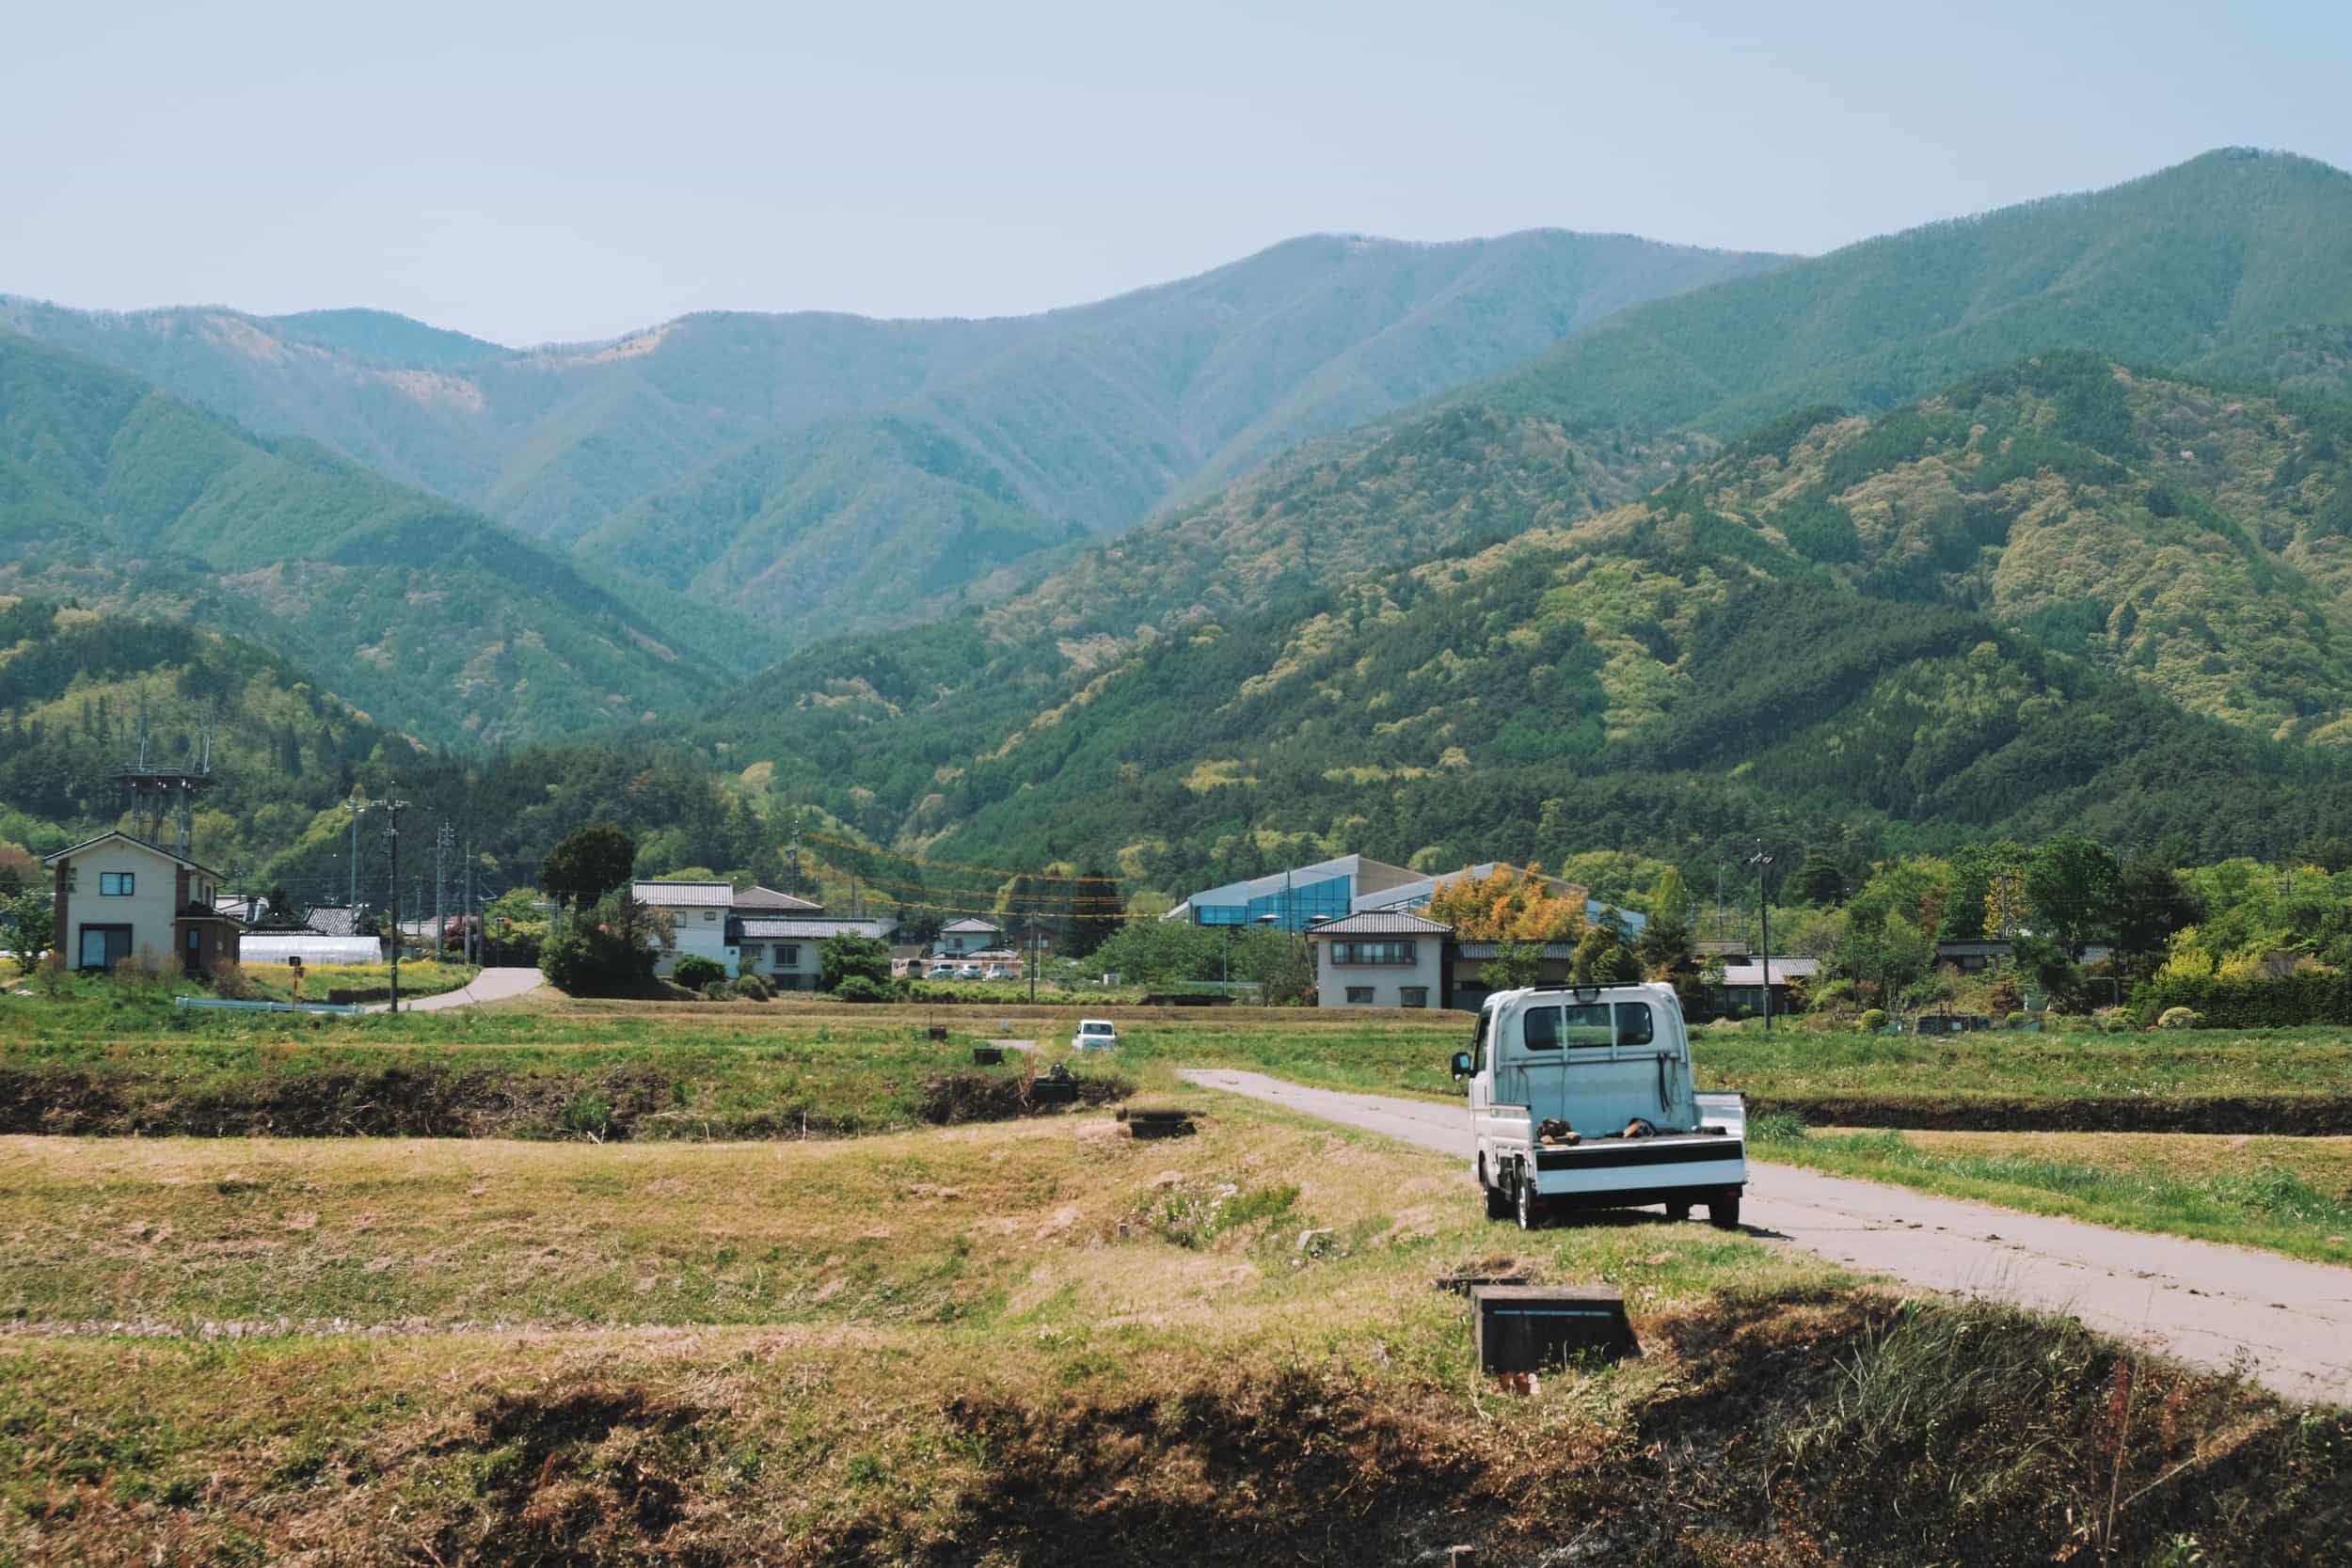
2133 970 2351 1028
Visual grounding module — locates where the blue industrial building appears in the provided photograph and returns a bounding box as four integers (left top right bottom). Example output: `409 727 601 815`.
1170 856 1645 936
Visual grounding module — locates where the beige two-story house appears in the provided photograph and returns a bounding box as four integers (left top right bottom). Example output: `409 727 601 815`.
44 831 245 976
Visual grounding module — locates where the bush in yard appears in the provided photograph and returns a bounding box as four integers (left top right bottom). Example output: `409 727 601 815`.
672 955 726 990
1856 1008 1887 1033
733 972 772 1002
2156 1006 2202 1030
208 960 255 1001
834 974 898 1004
2094 1006 2137 1034
819 932 894 992
539 891 662 997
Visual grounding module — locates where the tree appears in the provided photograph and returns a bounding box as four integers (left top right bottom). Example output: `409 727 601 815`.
1091 920 1227 987
1635 866 1694 974
1484 938 1546 990
1790 851 1848 906
1834 912 1933 1010
2024 834 2120 958
1064 865 1123 959
1425 862 1585 941
1570 921 1642 984
3 888 53 972
538 888 662 996
2110 856 2201 977
539 823 637 911
818 932 893 992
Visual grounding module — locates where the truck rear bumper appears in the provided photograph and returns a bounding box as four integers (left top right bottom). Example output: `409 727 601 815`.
1530 1138 1745 1200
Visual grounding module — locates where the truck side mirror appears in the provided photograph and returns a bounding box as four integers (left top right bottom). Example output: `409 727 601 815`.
1450 1051 1472 1079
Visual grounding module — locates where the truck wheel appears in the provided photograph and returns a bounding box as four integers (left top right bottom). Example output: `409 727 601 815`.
1479 1157 1511 1220
1708 1194 1741 1230
1664 1200 1692 1222
1515 1171 1543 1231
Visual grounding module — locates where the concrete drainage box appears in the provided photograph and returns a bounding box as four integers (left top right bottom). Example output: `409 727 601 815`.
1470 1285 1639 1371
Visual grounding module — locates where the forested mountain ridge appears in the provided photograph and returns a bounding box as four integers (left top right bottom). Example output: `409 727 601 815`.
0 331 736 746
1471 148 2352 436
2 231 1788 642
696 355 2352 895
0 595 781 899
717 150 2352 726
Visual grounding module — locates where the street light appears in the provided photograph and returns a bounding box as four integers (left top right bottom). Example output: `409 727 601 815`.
1746 844 1775 1034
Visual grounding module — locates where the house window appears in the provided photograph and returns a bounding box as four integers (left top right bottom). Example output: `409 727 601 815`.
1399 987 1428 1008
100 872 135 896
773 945 799 968
77 926 132 970
1344 986 1375 1005
703 910 718 922
1329 940 1416 965
740 944 764 964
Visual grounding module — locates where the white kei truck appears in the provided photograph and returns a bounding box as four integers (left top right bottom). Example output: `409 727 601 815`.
1451 981 1747 1231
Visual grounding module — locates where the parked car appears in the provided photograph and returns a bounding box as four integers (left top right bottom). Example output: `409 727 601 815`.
1074 1018 1119 1051
956 964 984 980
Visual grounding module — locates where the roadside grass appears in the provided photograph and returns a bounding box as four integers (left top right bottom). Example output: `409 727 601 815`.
239 959 477 1004
2 1106 2344 1564
0 1024 1134 1139
1754 1125 2352 1266
0 1102 1799 1332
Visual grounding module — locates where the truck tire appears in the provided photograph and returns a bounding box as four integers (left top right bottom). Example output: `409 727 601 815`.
1515 1170 1543 1231
1663 1200 1692 1222
1708 1193 1741 1230
1480 1157 1511 1220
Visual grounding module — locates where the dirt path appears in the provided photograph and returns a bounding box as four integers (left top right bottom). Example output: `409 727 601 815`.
1179 1068 2352 1403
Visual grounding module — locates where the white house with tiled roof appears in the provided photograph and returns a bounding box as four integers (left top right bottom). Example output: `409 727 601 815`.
631 880 742 975
934 916 1004 958
1304 910 1452 1010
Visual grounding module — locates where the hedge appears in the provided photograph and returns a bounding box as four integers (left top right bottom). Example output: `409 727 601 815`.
2132 970 2351 1029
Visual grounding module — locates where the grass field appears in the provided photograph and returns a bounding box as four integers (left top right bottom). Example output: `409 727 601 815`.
239 959 478 1004
4 1106 2344 1564
1754 1125 2352 1266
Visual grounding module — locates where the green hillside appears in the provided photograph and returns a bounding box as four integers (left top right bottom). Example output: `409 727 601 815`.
0 331 733 746
701 356 2352 895
1475 149 2352 436
0 596 780 899
4 232 1788 638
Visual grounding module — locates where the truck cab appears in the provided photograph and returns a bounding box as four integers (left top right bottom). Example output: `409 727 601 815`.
1451 982 1746 1231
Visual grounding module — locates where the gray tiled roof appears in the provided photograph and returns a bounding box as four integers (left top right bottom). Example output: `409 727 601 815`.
737 918 885 941
632 880 737 907
941 916 1003 933
733 885 822 911
1306 911 1453 936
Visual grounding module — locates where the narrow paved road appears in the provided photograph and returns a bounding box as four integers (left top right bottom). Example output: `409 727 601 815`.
366 966 546 1014
1180 1068 2352 1403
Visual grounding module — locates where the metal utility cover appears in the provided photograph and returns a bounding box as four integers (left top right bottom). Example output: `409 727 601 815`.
1470 1284 1639 1371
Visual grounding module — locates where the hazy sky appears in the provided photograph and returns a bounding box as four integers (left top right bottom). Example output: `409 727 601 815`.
6 0 2346 345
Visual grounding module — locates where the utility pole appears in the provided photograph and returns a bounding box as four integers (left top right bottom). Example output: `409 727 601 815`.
345 795 366 914
1746 842 1775 1034
435 823 453 961
383 786 410 1011
464 832 475 966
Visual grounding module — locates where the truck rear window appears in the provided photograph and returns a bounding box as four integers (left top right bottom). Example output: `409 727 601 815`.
1615 1002 1654 1045
1521 1004 1613 1050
